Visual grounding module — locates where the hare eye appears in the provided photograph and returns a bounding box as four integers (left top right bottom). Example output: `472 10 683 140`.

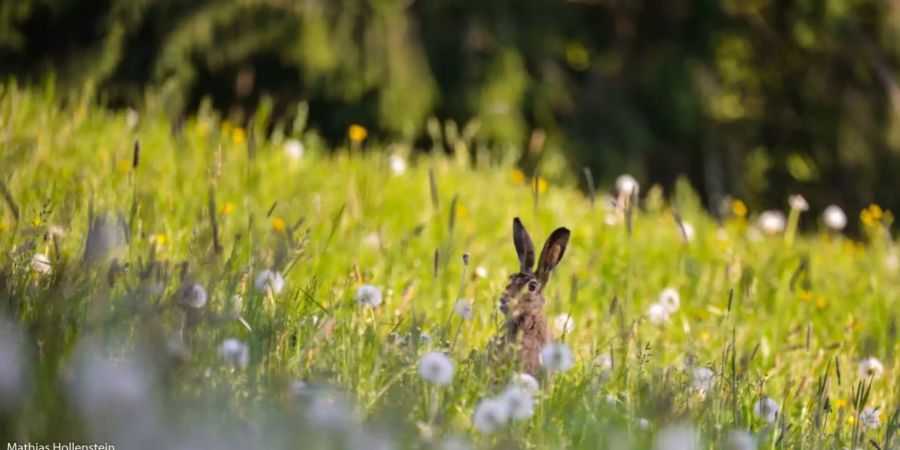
527 281 538 292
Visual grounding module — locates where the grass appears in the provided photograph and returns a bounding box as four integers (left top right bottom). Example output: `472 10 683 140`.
1 83 899 449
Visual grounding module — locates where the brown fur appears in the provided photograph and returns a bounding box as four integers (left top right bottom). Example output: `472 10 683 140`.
498 218 569 375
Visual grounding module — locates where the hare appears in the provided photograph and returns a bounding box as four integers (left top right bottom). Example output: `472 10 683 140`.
499 217 570 374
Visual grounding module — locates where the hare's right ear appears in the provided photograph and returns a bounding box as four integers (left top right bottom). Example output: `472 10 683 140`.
512 217 536 272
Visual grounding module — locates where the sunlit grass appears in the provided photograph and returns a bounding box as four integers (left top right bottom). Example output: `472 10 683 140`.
1 84 899 449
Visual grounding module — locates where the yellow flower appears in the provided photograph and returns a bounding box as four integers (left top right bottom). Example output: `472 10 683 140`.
510 169 526 184
348 124 368 143
861 204 885 227
834 399 847 410
815 296 827 309
456 203 469 220
232 127 247 145
847 416 856 425
153 234 166 247
533 177 549 193
116 159 132 174
0 220 7 232
797 290 813 302
31 217 42 227
221 202 234 215
732 200 747 217
271 217 286 233
699 331 710 342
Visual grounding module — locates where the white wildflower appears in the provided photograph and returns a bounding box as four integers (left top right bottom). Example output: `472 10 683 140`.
553 313 575 336
510 373 539 395
454 299 473 320
418 352 454 386
219 338 249 369
860 407 881 429
389 154 407 175
723 430 756 450
501 385 534 420
540 343 574 372
758 211 786 235
125 108 139 130
659 288 681 313
472 397 509 433
638 418 650 429
594 354 613 372
178 283 207 309
615 174 640 197
284 139 304 161
823 205 847 231
692 367 715 393
31 253 51 274
254 269 285 294
355 284 383 308
654 423 700 450
647 303 670 325
788 194 809 212
753 397 779 423
859 357 884 379
475 266 488 278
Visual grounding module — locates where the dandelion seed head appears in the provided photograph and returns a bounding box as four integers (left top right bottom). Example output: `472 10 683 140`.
859 357 884 379
860 407 881 429
654 423 700 450
615 174 640 197
283 139 304 161
178 283 208 309
758 211 786 235
219 338 249 369
659 288 681 313
454 299 473 320
553 313 575 336
389 154 407 175
691 367 715 393
418 352 454 386
647 302 670 325
254 269 285 294
510 373 539 395
823 205 847 231
475 266 488 278
418 331 433 346
472 397 509 433
540 343 574 372
788 194 809 212
501 385 534 420
355 284 383 308
753 397 779 423
31 253 51 274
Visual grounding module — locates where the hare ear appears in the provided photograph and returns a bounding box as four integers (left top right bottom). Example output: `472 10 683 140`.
536 227 570 286
513 217 536 272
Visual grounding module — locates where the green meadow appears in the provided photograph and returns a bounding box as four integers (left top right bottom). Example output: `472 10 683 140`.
1 85 899 449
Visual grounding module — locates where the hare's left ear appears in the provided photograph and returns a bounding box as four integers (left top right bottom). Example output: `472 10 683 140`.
536 227 570 286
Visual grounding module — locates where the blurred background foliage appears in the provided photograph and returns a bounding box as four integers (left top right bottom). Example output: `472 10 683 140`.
3 0 900 223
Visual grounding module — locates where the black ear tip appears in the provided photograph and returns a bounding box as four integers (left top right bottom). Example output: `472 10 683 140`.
513 217 523 225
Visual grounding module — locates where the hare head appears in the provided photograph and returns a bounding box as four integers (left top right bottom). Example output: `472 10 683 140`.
499 217 570 374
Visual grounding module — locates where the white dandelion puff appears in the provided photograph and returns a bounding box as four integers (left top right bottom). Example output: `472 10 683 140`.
753 397 779 423
553 313 575 336
31 253 51 274
615 174 640 197
254 269 285 294
419 331 433 346
823 205 847 231
454 299 473 320
758 211 786 235
647 303 670 325
475 266 488 278
859 357 884 379
418 352 454 386
472 397 509 433
638 418 650 430
788 194 809 212
219 338 249 369
692 367 715 393
659 288 681 313
510 373 539 395
860 407 881 429
540 343 574 372
680 222 695 242
177 283 208 309
355 284 383 308
501 385 534 420
389 154 407 175
723 430 756 450
283 139 304 161
654 423 700 450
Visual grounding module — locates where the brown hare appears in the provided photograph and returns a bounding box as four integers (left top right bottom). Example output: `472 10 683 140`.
499 217 570 375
